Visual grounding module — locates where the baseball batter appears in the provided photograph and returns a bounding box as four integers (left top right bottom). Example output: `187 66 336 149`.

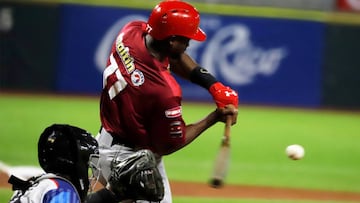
92 0 239 202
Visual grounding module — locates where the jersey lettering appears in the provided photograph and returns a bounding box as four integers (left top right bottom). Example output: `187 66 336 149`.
116 33 135 74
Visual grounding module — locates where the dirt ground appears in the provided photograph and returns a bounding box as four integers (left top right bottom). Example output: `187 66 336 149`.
2 172 360 202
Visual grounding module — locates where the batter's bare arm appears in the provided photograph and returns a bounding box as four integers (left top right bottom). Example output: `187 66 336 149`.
170 53 239 109
166 105 238 155
170 53 219 89
184 105 237 145
169 53 198 79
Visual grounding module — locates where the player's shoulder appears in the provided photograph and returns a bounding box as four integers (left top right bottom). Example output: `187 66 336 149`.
122 20 147 33
41 176 81 203
36 174 79 194
49 177 77 191
9 174 80 203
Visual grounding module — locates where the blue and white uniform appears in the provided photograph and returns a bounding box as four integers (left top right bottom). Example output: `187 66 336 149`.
9 174 80 203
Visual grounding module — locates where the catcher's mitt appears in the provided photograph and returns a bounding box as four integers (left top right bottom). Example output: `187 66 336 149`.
108 149 164 202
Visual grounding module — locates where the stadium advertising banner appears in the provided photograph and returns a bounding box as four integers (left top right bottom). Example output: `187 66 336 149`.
57 5 324 107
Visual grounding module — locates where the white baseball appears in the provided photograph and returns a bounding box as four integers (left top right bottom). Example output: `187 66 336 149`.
286 144 305 160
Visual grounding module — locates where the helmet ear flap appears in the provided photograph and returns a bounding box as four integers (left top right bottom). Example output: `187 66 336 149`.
38 125 75 173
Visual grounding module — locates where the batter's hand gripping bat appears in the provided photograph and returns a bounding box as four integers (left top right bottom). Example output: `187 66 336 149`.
209 116 232 188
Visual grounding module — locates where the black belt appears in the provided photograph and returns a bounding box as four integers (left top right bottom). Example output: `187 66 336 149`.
99 126 135 148
111 135 135 148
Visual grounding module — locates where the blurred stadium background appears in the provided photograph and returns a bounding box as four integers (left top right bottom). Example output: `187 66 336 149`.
1 0 360 109
1 0 360 202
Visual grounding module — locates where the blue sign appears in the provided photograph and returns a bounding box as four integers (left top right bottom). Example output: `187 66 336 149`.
56 5 150 94
57 5 325 107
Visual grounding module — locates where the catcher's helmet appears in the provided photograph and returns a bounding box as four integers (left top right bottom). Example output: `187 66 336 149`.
38 124 99 201
147 0 206 41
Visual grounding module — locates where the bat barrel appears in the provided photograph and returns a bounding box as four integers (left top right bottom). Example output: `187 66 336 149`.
209 116 232 188
210 178 224 188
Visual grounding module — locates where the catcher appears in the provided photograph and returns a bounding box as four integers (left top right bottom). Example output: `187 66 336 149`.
8 123 161 203
92 0 239 202
8 124 99 203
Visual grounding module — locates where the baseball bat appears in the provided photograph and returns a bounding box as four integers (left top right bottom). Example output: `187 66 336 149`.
209 115 232 188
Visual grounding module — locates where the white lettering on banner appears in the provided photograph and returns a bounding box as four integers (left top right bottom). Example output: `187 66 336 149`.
200 23 287 85
95 15 287 86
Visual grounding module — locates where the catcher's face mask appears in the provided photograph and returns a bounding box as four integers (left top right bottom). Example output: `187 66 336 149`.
89 153 102 192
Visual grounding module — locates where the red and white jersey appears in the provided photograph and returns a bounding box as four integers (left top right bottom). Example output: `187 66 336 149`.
100 21 185 155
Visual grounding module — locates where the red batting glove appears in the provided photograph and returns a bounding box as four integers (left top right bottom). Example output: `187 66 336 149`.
209 82 239 108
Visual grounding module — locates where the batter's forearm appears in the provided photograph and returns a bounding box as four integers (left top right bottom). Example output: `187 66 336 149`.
169 53 198 79
162 106 236 155
170 53 218 90
184 110 219 145
160 111 219 155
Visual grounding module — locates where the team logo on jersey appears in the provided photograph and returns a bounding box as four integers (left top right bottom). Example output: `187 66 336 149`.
165 106 182 118
131 69 144 86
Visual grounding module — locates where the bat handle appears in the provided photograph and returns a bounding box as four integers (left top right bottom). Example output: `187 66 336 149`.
223 116 232 146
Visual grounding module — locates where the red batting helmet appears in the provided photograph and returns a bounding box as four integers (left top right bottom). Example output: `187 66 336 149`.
147 0 206 41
